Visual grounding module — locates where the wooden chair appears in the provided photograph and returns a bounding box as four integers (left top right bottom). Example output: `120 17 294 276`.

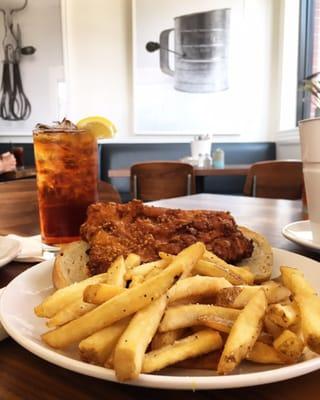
130 162 195 201
0 178 121 235
243 160 303 200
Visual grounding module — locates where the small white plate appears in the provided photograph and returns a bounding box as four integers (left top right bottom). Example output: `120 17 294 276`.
0 237 21 268
1 249 320 390
282 220 320 252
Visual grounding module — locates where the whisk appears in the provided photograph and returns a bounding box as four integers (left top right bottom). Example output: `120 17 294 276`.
0 0 35 120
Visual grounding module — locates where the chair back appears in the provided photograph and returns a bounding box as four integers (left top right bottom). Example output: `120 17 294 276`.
243 160 303 200
0 178 121 235
130 162 195 201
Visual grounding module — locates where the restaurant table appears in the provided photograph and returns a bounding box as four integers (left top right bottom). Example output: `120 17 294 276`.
0 193 319 400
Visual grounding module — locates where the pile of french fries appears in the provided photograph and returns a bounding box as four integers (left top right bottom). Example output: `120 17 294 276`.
35 242 320 381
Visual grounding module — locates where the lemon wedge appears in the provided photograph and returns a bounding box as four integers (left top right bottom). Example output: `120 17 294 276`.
77 116 117 139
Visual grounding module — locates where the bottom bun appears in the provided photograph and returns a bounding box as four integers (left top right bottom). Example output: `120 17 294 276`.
52 240 90 289
237 226 273 283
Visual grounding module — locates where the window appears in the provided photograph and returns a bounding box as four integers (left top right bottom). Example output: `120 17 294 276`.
297 0 320 122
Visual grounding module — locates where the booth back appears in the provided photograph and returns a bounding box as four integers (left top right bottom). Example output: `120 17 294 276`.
101 142 276 202
0 142 276 202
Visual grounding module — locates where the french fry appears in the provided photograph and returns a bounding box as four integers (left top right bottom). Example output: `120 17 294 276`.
198 314 233 334
246 341 285 364
295 294 320 354
281 266 320 354
280 266 315 297
163 250 253 285
128 275 145 288
159 304 240 332
47 257 128 328
34 272 110 318
261 280 291 303
216 283 290 309
264 314 284 339
199 314 273 344
195 260 246 286
159 250 253 285
142 329 223 373
42 242 205 348
105 350 114 369
273 329 304 362
167 275 231 304
47 298 96 328
83 284 126 305
158 251 173 261
217 289 267 374
202 250 254 284
267 303 298 328
114 295 167 381
151 329 186 351
126 259 169 280
105 256 127 287
173 351 221 370
144 264 172 281
216 286 258 308
125 253 141 270
79 316 131 366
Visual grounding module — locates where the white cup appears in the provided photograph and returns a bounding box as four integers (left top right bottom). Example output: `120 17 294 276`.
299 117 320 243
191 140 212 160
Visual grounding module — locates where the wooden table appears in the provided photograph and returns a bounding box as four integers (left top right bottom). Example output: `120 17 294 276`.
0 193 319 399
0 167 36 182
108 164 250 178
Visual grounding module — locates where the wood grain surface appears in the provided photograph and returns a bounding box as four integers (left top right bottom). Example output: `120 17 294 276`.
0 193 319 399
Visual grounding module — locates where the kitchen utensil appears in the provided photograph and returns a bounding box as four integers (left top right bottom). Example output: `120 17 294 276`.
147 9 230 93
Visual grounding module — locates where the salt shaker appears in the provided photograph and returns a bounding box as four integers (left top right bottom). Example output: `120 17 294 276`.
203 153 212 168
213 148 225 168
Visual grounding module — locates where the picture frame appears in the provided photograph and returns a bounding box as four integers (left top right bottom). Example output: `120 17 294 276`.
132 0 245 136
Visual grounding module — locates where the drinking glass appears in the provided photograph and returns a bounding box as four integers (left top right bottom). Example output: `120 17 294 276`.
298 117 320 243
33 124 98 245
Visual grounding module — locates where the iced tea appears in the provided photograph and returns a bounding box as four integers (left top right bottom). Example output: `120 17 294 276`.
33 122 98 245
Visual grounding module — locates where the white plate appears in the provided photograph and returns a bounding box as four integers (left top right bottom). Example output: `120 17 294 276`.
1 248 320 390
0 288 8 341
0 237 21 267
282 220 320 252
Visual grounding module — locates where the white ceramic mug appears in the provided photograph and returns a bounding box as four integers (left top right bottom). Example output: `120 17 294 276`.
299 117 320 243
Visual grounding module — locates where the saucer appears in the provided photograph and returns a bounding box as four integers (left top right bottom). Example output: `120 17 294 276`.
282 220 320 251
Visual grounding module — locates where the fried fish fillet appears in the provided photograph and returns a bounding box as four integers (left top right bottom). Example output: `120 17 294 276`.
80 200 253 276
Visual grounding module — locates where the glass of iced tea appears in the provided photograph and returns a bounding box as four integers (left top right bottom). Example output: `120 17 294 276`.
33 119 98 245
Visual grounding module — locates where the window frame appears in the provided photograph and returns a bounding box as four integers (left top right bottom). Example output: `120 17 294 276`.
296 0 315 123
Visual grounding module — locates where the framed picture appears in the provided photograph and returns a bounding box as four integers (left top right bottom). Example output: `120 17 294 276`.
132 0 245 135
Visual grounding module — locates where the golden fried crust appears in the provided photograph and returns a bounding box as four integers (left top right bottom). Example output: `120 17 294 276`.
80 200 254 276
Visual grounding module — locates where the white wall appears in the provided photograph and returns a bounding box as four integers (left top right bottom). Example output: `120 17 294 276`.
0 0 64 133
63 0 132 138
63 0 284 142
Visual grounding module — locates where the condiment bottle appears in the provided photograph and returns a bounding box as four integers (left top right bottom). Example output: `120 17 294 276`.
213 148 225 169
